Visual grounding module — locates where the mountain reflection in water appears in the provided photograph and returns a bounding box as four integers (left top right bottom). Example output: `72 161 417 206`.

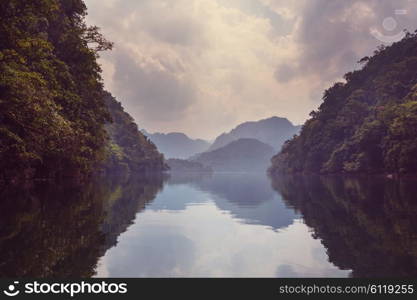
1 172 416 278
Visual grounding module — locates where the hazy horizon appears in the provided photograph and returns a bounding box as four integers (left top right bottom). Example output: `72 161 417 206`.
85 0 417 139
142 115 301 140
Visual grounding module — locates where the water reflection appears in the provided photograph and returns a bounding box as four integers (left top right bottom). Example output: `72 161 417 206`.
2 172 415 278
96 172 346 277
0 181 105 277
100 175 164 251
271 175 417 278
0 175 163 278
166 173 298 230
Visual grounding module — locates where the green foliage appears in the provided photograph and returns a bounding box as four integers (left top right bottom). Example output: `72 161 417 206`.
270 33 417 175
103 92 167 174
0 0 112 182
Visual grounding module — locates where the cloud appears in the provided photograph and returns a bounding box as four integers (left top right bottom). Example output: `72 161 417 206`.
111 47 195 123
85 0 417 139
275 0 417 83
274 63 296 83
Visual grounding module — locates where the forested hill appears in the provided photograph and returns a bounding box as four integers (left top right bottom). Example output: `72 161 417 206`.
270 32 417 176
193 138 275 172
209 117 300 152
0 0 165 183
0 0 112 182
104 92 166 174
143 131 210 159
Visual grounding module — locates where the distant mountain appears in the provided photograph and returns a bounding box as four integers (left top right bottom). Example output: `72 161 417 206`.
209 116 301 152
192 138 275 172
142 131 210 159
166 159 212 172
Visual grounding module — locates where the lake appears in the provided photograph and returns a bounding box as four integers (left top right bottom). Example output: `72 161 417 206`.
1 172 417 278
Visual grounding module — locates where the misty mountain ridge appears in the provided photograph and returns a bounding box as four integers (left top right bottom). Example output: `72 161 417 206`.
209 116 301 151
142 130 210 159
192 138 275 172
142 116 300 165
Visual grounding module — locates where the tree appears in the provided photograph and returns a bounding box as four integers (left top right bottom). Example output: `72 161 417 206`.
0 0 112 182
270 33 417 175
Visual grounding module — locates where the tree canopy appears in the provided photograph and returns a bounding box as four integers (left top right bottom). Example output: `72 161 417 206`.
104 92 167 174
270 32 417 175
0 0 165 183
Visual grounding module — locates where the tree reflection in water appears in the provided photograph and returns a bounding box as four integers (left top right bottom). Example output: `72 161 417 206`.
271 175 417 278
2 172 416 278
0 174 163 278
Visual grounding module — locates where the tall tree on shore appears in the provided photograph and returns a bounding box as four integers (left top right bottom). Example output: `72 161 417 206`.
0 0 112 181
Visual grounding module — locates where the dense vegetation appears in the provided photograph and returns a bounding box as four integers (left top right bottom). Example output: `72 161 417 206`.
272 175 417 277
0 0 113 182
270 33 417 175
0 0 165 183
104 92 166 174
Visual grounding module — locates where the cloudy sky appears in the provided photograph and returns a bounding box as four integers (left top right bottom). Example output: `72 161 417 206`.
85 0 417 139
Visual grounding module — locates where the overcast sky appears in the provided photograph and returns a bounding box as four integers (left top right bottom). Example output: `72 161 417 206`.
85 0 417 139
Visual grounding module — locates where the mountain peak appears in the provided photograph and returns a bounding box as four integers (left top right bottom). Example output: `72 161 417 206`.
192 138 275 172
143 130 210 159
209 116 300 151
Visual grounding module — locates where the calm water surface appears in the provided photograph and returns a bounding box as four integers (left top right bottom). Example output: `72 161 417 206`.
1 172 417 277
96 173 346 277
